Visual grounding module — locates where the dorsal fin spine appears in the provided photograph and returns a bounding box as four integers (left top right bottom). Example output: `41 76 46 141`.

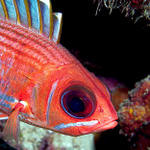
37 0 43 33
13 0 21 24
49 0 53 39
24 0 31 28
1 0 8 19
52 13 62 43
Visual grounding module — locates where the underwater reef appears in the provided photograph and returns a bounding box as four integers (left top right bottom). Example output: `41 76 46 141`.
118 75 150 150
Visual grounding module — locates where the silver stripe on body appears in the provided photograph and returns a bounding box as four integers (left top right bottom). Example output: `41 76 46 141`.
54 120 98 130
0 116 8 120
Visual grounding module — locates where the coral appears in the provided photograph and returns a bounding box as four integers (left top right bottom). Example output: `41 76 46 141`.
100 77 128 110
19 122 95 150
20 122 51 150
111 87 128 111
118 75 150 149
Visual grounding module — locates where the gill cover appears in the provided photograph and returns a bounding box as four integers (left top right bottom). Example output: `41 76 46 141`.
0 0 62 43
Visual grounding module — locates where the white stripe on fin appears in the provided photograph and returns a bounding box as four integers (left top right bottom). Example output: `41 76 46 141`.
39 0 53 38
52 12 62 43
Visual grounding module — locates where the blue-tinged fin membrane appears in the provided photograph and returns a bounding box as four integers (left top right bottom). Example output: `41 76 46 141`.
15 0 28 26
0 92 16 102
0 102 11 109
52 13 62 43
28 0 41 31
4 0 17 22
0 1 5 18
39 0 52 38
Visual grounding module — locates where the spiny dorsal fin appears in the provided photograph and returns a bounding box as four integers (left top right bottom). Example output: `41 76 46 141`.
0 0 62 43
52 12 62 43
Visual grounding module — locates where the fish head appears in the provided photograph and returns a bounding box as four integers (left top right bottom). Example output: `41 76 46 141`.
46 64 118 136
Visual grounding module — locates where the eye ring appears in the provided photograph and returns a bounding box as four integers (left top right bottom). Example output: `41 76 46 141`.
61 85 96 119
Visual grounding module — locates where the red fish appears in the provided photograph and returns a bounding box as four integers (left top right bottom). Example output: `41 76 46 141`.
0 0 118 142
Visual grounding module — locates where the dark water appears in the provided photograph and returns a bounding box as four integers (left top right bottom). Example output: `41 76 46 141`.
53 0 150 88
95 125 130 150
0 139 16 150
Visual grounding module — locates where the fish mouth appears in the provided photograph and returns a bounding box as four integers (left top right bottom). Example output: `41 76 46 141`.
94 120 118 133
100 120 118 131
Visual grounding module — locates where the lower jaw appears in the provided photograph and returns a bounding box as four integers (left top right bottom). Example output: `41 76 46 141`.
94 120 118 133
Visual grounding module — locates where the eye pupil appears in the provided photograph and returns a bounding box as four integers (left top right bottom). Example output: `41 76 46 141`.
68 97 85 113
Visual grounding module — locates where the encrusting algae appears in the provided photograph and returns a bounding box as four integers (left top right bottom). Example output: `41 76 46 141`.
118 75 150 149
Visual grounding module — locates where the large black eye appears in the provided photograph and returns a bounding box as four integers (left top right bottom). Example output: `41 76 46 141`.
61 85 96 119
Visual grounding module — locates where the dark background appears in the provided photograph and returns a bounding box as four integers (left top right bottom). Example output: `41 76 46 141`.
52 0 150 89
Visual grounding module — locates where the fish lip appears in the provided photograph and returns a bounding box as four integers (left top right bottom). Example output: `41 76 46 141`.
94 119 118 133
100 120 118 130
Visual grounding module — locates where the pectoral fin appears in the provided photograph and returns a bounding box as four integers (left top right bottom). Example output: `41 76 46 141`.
2 107 21 143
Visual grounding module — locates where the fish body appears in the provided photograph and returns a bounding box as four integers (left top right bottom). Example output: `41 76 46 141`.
0 0 117 140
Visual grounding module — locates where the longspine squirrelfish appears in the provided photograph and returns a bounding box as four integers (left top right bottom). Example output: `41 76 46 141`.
0 0 118 142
